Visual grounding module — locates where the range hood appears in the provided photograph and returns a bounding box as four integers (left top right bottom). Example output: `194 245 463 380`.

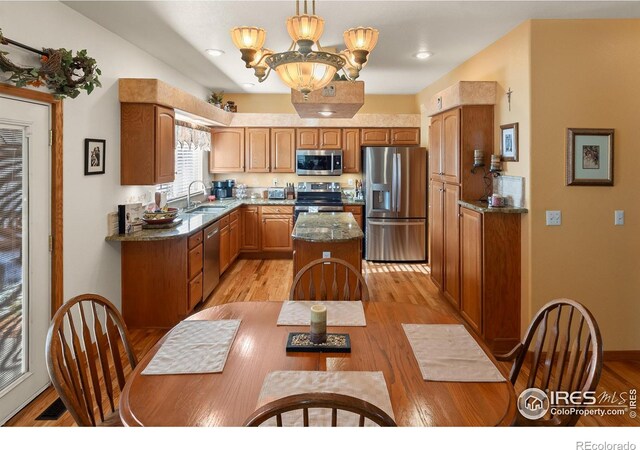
291 80 364 119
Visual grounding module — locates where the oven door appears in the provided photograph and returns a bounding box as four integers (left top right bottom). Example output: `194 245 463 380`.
296 150 342 176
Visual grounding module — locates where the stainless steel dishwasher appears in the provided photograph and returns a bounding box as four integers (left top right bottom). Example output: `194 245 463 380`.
203 220 220 299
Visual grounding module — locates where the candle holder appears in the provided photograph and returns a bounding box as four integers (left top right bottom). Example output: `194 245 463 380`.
309 304 327 344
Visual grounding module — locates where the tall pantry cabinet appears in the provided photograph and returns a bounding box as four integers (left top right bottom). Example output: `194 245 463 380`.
428 105 493 307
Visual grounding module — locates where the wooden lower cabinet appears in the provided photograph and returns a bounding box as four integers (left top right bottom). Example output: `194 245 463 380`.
261 215 293 251
459 207 522 353
240 206 260 250
292 238 362 281
443 183 460 307
229 211 240 263
429 181 444 290
220 223 230 273
121 230 203 328
344 205 363 230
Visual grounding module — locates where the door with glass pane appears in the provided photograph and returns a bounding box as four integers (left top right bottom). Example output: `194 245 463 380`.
0 96 51 425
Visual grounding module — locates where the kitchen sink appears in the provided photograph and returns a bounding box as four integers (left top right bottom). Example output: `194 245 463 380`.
186 204 228 213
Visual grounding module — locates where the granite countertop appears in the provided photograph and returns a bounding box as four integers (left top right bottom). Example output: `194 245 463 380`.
292 212 364 243
342 197 365 205
105 198 295 242
459 200 528 214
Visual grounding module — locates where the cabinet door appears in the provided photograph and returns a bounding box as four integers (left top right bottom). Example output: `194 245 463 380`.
261 215 293 251
344 205 363 230
188 243 203 280
188 272 203 312
391 128 420 146
319 128 342 149
155 106 176 184
342 129 361 173
241 206 260 250
296 128 319 149
361 128 390 146
229 218 239 262
443 183 461 307
428 115 443 180
460 207 483 334
442 108 460 184
210 128 245 173
220 225 230 274
429 181 444 290
245 128 270 172
270 128 296 173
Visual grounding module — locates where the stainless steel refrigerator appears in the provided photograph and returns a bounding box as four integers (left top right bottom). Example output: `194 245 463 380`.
363 146 427 261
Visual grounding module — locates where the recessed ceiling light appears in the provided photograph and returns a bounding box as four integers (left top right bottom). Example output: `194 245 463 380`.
241 82 255 88
318 111 335 117
205 48 225 57
414 51 433 60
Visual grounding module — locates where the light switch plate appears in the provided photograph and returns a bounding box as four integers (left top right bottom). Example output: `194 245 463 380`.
546 210 562 226
615 210 625 226
348 179 354 186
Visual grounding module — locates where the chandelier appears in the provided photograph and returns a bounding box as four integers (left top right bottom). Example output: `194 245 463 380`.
231 0 378 97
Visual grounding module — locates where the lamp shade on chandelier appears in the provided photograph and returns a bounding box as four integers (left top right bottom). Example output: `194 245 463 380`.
231 0 378 97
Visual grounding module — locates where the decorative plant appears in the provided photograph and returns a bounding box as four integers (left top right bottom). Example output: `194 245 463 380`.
0 28 101 99
208 90 224 106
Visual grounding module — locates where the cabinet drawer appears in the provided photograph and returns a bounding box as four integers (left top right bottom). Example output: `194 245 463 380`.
261 205 293 215
343 205 362 214
188 243 203 279
219 214 230 228
188 231 203 249
188 272 203 312
230 209 240 223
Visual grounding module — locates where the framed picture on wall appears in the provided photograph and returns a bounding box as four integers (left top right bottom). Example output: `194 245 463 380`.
500 123 519 162
566 128 614 186
85 138 106 175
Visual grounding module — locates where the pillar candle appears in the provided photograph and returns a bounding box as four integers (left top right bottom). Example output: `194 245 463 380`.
310 304 327 344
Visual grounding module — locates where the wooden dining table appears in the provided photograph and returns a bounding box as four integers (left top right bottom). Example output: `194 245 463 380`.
119 301 517 426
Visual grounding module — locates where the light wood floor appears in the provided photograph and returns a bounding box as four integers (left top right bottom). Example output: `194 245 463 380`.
5 259 639 426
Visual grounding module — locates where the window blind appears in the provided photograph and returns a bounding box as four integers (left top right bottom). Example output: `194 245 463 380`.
160 125 210 200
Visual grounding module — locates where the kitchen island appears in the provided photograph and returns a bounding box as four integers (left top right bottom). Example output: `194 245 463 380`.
292 212 364 281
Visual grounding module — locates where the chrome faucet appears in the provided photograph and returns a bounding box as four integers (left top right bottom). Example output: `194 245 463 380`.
186 180 207 210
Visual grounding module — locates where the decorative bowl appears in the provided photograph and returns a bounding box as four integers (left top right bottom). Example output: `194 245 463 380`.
142 207 178 223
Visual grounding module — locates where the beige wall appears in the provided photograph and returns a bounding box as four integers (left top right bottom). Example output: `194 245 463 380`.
529 20 640 350
224 93 419 114
214 173 360 189
416 22 533 334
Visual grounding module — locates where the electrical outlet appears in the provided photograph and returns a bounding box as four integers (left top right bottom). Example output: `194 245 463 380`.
546 210 562 226
322 251 331 259
348 179 354 186
272 177 278 186
615 210 625 226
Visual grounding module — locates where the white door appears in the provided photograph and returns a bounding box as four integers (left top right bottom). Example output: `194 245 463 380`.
0 96 51 425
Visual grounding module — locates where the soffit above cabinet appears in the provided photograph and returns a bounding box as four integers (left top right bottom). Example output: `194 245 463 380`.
424 81 496 117
119 78 233 126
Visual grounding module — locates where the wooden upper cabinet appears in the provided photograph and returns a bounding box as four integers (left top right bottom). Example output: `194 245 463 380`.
361 128 391 146
155 107 176 183
296 128 319 149
391 128 420 146
270 128 296 173
245 128 270 173
342 128 361 173
319 128 342 149
442 109 461 184
210 128 245 173
121 104 176 185
429 116 443 180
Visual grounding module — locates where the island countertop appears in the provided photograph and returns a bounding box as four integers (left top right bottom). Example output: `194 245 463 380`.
292 212 364 243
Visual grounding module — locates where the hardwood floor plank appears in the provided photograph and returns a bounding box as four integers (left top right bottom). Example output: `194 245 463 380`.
5 260 638 427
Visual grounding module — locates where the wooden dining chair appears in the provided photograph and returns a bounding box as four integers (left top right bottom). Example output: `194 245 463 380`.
289 258 370 301
244 392 397 427
496 298 603 426
45 293 138 426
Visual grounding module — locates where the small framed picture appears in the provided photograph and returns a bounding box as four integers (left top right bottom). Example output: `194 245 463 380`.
566 128 614 186
500 123 519 162
85 138 106 175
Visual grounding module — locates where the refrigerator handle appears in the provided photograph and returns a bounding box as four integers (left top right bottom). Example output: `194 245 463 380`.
395 153 402 212
391 152 397 212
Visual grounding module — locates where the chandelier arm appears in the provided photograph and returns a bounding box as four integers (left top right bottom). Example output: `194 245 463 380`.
257 67 272 83
296 0 299 15
339 66 356 82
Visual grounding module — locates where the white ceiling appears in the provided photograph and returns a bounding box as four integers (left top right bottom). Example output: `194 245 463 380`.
65 1 640 94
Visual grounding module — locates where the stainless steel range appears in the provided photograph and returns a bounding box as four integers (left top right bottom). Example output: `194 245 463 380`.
294 182 344 222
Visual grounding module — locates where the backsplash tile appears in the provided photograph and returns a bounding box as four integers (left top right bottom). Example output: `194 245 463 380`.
493 175 525 207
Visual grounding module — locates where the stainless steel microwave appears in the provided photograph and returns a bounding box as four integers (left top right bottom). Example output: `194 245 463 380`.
296 149 343 176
